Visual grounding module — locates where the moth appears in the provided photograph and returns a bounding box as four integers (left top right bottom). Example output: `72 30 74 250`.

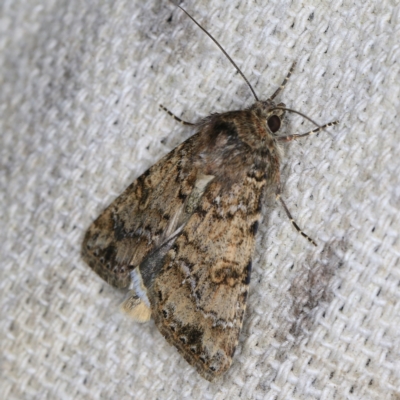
82 5 338 381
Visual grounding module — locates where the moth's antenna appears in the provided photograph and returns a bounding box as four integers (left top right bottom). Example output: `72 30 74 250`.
271 107 324 129
272 106 339 140
176 4 259 102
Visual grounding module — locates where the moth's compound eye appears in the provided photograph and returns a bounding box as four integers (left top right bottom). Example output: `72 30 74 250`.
267 115 281 133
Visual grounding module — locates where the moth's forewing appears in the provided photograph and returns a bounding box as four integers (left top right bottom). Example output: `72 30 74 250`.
81 134 202 288
147 179 259 379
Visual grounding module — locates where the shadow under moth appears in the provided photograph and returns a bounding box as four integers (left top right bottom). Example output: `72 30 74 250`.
81 4 338 381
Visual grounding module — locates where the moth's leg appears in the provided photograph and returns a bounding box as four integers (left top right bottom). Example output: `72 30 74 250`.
277 121 339 142
276 186 317 246
159 104 195 126
269 61 297 101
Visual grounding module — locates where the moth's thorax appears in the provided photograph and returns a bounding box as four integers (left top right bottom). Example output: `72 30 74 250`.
190 103 284 188
218 100 282 151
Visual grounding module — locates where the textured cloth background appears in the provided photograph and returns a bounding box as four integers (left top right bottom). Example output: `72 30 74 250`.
1 0 399 399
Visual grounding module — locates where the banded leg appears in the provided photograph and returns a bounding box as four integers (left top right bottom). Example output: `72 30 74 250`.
269 61 297 101
278 120 339 142
159 104 195 126
276 189 317 247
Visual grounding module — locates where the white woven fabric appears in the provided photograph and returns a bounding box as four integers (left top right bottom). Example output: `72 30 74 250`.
1 0 399 398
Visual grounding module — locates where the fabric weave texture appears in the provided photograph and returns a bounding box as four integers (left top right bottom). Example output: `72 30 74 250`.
1 0 399 399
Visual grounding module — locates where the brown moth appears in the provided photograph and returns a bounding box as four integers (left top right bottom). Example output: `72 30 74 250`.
81 5 338 381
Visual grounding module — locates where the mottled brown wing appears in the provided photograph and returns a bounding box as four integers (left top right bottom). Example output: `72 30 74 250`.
147 175 264 381
82 134 201 288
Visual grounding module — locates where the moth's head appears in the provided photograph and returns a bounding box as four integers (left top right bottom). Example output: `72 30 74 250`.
252 100 286 136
